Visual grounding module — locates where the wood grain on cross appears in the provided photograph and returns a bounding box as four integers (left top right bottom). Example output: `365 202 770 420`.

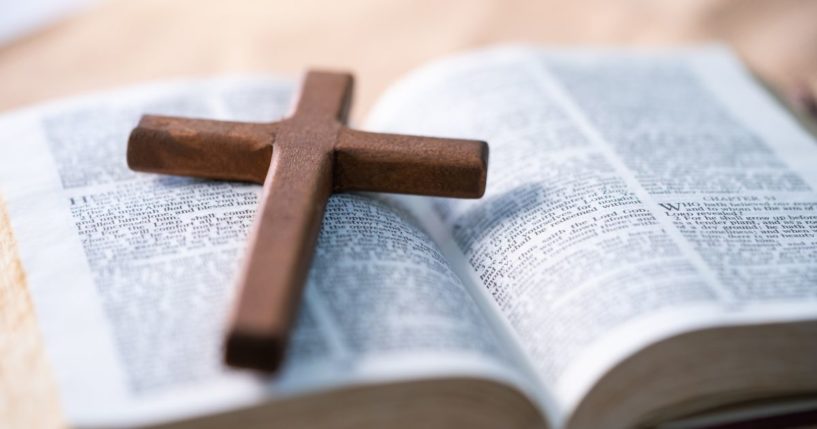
126 70 488 372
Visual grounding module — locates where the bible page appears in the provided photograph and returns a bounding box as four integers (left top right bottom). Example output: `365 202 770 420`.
0 77 536 427
366 45 817 424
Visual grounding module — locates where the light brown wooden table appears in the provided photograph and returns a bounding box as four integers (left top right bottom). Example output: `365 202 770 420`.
2 0 817 119
1 1 816 427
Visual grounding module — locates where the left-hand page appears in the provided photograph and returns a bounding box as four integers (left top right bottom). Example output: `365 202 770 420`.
0 77 518 428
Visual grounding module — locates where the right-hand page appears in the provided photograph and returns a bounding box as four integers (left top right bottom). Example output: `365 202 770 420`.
366 46 817 417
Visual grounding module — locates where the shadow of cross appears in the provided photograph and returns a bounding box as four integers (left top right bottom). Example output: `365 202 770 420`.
126 70 489 373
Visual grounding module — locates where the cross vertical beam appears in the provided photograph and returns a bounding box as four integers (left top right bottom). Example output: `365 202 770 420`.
226 147 333 369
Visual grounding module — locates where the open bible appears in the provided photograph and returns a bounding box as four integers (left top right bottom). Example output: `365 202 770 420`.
1 46 816 429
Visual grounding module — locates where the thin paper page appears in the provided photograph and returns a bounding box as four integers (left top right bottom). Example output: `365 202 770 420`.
365 45 817 422
0 77 527 428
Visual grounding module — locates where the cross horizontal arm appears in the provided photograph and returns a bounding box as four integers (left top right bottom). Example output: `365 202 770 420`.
127 115 276 183
334 128 488 197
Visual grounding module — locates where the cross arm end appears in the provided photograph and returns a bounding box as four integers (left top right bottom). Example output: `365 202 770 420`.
127 115 277 183
334 129 488 198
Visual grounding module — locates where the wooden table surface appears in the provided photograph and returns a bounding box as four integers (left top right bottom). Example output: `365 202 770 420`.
2 0 817 120
1 0 816 427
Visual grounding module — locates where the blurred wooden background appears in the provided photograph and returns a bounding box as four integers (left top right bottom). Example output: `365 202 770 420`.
1 0 817 121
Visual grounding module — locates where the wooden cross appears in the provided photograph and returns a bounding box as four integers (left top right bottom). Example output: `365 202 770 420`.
126 71 488 373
